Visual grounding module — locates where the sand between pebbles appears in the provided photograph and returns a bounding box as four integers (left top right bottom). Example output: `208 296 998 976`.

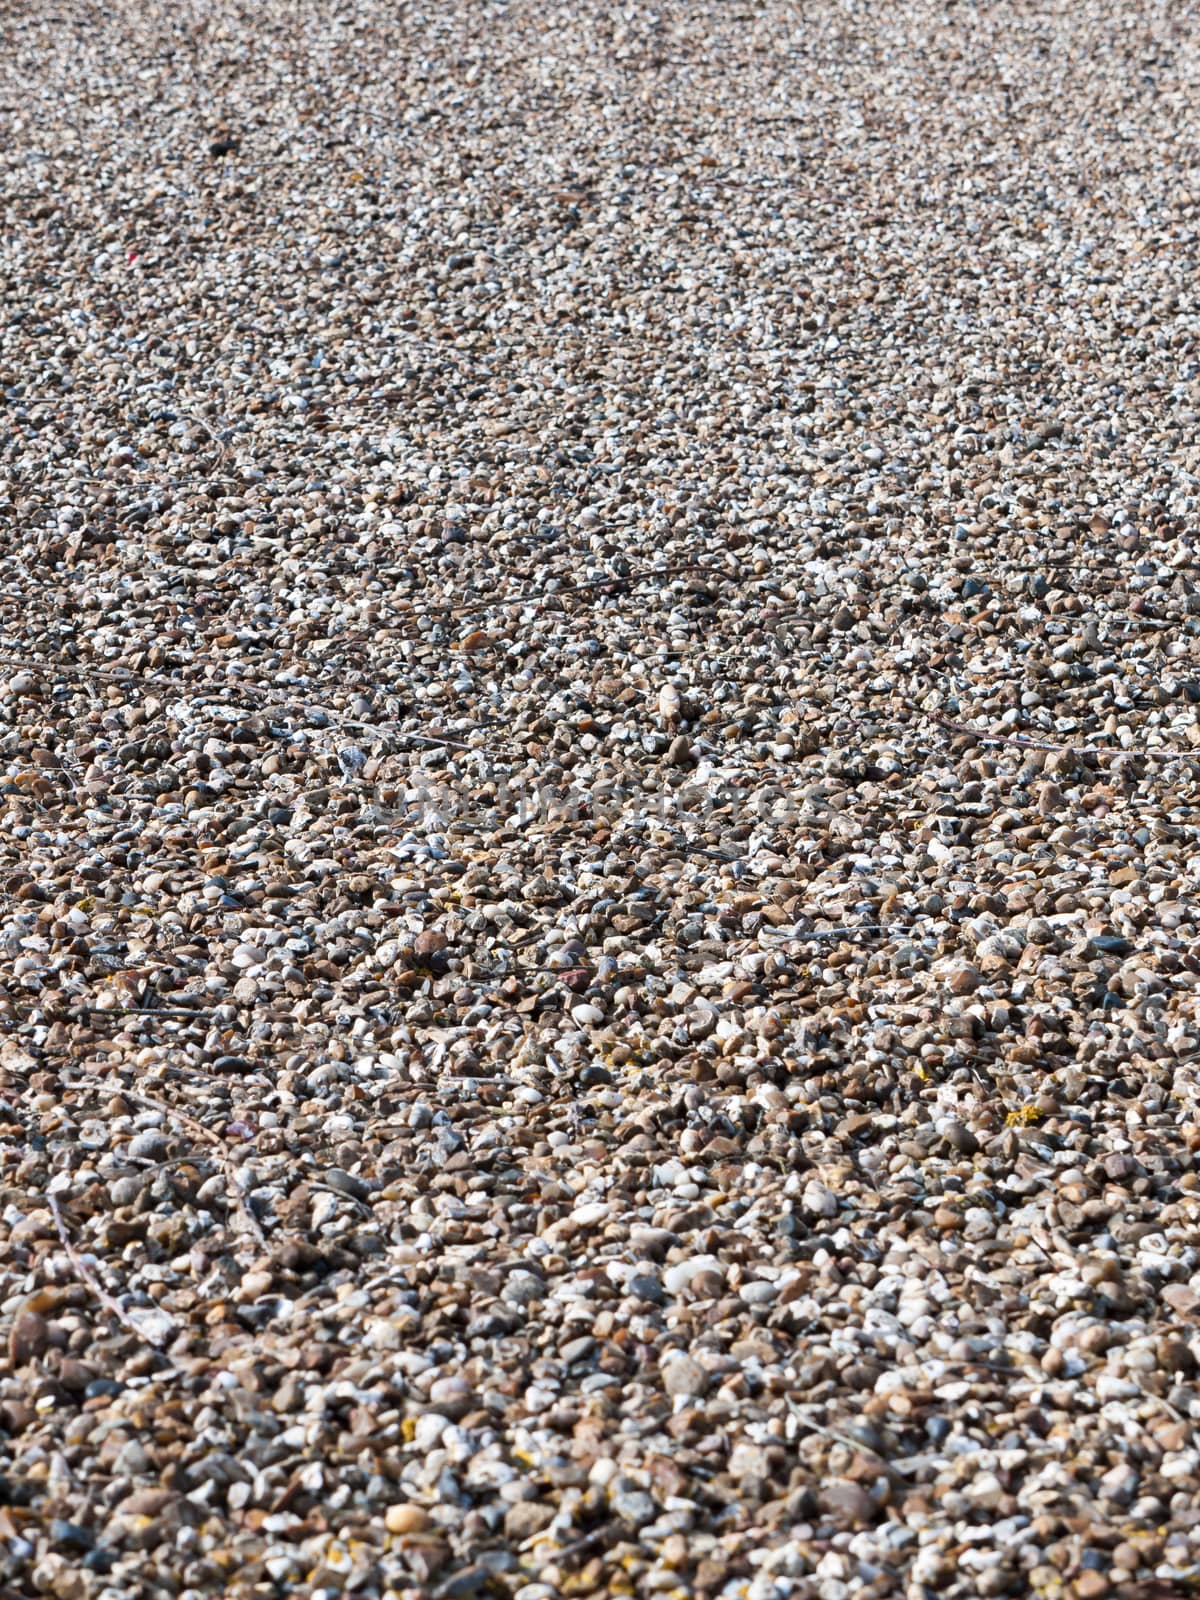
2 1 1200 1596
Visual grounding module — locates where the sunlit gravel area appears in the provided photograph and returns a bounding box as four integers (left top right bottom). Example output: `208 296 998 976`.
3 1 1200 1597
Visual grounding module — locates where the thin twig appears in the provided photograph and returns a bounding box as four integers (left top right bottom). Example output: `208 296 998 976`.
48 1191 170 1350
798 1420 917 1487
518 1521 617 1566
109 1085 267 1251
931 712 1199 764
182 410 229 460
0 562 725 689
392 559 722 618
0 653 474 748
77 1004 211 1020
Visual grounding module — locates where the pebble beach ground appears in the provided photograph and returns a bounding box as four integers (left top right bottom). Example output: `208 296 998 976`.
3 0 1200 1596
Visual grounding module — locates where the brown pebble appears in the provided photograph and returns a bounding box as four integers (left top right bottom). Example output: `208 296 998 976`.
942 1121 979 1156
1073 1573 1110 1599
413 929 448 963
819 1478 875 1527
9 1311 49 1367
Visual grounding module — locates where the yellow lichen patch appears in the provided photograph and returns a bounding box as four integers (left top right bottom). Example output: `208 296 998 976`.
1005 1104 1043 1127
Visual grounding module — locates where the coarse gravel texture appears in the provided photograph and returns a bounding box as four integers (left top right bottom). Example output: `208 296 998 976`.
3 0 1200 1597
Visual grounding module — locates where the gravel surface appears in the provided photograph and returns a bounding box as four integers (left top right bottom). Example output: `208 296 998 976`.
3 0 1200 1596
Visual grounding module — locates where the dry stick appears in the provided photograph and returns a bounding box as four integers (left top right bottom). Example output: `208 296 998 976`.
78 1004 210 1020
10 592 1195 799
0 650 322 699
48 1191 169 1350
343 921 903 997
0 651 240 690
930 711 1200 764
539 1522 617 1566
795 1418 916 1489
382 558 722 617
0 570 843 775
0 654 463 750
783 922 895 941
111 1085 267 1251
0 559 724 684
0 652 475 751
